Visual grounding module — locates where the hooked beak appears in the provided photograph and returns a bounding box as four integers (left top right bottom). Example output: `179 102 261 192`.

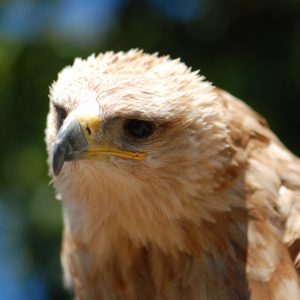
52 115 146 176
52 118 88 176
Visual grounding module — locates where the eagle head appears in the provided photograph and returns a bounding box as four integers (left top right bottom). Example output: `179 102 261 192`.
46 50 233 257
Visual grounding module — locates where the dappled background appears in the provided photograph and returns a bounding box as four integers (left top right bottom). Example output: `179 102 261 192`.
0 0 300 299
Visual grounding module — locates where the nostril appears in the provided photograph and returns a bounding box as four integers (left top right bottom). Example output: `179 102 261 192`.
86 126 92 135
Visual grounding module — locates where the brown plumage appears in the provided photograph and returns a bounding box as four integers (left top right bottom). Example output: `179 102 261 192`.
45 50 300 300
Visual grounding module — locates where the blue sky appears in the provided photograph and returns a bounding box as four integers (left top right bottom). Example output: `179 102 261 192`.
0 0 204 45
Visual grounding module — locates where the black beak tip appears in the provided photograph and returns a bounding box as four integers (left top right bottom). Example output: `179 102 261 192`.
52 144 66 176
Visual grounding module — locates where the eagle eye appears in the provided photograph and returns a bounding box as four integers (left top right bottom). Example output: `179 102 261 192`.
53 103 68 129
124 119 155 139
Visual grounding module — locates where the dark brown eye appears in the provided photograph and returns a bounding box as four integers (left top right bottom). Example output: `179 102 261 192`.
124 119 155 139
53 103 68 129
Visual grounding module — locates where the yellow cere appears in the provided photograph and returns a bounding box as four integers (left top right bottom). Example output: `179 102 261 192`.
77 115 101 143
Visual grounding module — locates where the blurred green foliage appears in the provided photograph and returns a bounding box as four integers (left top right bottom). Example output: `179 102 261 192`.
0 0 300 299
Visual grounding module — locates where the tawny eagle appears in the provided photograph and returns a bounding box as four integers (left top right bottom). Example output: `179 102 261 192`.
46 50 300 300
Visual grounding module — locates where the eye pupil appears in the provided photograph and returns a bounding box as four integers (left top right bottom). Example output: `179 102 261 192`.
124 119 154 139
